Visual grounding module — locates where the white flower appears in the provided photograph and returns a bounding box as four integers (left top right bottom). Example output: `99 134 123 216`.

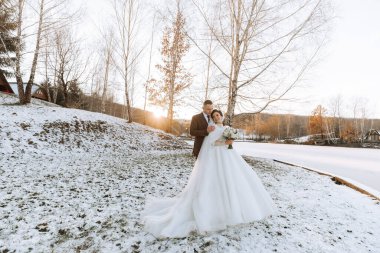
223 127 239 140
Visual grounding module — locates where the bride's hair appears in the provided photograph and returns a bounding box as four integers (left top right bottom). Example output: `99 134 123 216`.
211 109 223 120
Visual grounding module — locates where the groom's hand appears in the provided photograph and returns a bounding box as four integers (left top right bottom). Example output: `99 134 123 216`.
207 126 215 133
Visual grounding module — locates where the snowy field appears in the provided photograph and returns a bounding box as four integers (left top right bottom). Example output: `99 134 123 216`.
234 142 380 198
1 93 380 252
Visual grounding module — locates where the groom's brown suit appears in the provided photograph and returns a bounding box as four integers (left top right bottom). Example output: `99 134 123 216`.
190 113 209 158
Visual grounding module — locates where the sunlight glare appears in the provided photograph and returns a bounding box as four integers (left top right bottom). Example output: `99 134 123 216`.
151 106 166 118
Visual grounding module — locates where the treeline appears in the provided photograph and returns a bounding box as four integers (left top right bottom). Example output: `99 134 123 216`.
33 83 380 141
233 113 308 140
18 82 380 142
232 110 380 143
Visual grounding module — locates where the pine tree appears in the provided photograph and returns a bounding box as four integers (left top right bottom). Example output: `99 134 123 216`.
0 0 17 77
148 4 191 133
67 79 83 108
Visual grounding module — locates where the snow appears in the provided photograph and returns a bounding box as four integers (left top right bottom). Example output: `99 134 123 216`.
292 135 311 143
1 93 380 252
234 142 380 198
0 93 185 157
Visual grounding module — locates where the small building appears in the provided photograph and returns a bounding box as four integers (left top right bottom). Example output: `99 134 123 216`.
31 86 49 101
8 82 48 101
0 70 48 101
0 70 13 93
364 129 380 142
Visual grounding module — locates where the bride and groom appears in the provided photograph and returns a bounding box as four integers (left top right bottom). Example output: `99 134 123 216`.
141 100 275 238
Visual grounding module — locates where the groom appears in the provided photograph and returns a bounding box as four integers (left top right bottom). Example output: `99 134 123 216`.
190 100 215 158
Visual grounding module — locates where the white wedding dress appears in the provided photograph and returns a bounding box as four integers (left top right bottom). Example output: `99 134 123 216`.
141 125 276 238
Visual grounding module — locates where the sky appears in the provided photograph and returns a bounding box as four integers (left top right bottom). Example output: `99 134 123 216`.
300 0 380 118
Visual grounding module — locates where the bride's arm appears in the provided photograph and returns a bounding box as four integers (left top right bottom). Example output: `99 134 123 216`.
213 133 227 146
213 127 234 146
214 139 234 146
214 139 226 146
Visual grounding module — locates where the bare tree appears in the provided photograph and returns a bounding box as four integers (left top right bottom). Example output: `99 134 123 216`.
285 113 293 138
203 31 215 101
190 0 332 125
112 0 141 123
49 27 86 107
99 30 115 113
12 0 79 104
41 34 52 102
14 0 43 104
87 57 102 111
143 13 156 125
351 98 368 142
351 98 364 142
360 105 367 142
329 94 343 138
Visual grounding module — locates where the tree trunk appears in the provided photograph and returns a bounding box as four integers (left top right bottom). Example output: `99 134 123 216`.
101 50 111 114
15 0 24 104
224 1 242 126
225 82 237 126
125 90 132 123
204 36 212 100
62 82 68 107
167 81 175 132
22 0 45 104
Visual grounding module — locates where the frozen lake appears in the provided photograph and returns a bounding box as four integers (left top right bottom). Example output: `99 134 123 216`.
233 142 380 198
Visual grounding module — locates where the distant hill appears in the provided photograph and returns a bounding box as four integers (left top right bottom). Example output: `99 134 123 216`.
79 95 187 136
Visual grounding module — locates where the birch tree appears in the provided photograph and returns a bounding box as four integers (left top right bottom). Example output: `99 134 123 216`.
112 0 141 123
329 95 343 138
99 30 115 114
143 13 156 125
191 0 332 125
14 0 43 104
351 97 368 142
285 113 293 138
11 0 78 104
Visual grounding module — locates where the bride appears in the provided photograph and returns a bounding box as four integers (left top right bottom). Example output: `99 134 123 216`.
141 109 276 238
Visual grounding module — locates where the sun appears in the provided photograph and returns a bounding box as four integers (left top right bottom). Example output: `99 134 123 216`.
150 106 166 118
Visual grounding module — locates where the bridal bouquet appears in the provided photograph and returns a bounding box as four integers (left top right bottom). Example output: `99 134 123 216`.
223 127 239 149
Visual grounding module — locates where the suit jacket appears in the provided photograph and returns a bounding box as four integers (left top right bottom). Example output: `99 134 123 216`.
190 112 209 157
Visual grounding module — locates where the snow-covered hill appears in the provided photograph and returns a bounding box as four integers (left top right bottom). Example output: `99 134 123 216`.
1 93 380 253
